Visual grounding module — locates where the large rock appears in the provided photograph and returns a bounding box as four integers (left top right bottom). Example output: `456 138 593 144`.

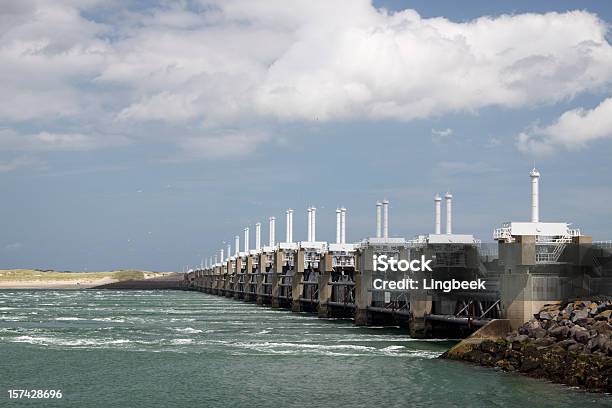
549 325 570 339
571 308 589 323
445 298 612 392
595 310 612 321
572 327 590 344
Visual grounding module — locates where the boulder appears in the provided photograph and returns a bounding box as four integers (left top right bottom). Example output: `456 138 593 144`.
595 310 612 321
557 339 578 349
586 334 610 354
571 308 589 323
549 325 570 339
495 359 516 371
568 343 585 353
539 311 553 320
573 329 590 344
480 340 499 354
533 336 556 347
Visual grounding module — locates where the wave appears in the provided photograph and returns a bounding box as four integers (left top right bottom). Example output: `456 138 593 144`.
171 339 193 345
92 317 126 322
172 328 203 334
11 336 132 347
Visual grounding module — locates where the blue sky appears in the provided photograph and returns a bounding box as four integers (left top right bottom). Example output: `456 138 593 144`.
1 0 612 271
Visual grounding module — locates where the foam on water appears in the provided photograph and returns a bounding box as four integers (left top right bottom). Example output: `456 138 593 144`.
0 290 609 408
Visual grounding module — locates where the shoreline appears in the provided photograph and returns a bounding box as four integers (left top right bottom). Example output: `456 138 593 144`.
0 278 119 289
0 270 179 290
444 299 612 393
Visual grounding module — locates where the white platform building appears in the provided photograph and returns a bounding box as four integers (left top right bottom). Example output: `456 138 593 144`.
493 168 588 263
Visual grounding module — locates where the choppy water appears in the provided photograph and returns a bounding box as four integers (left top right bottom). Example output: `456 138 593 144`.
0 290 609 407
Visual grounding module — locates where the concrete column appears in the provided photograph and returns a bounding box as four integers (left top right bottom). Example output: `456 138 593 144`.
291 249 305 312
212 265 219 295
518 235 536 265
225 260 233 297
317 253 333 318
256 253 266 305
354 248 373 325
271 250 284 308
407 248 432 338
234 257 243 299
244 256 254 301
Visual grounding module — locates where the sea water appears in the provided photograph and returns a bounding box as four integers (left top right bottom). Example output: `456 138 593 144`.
0 290 609 407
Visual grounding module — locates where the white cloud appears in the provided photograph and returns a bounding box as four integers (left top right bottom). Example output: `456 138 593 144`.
3 242 23 251
432 128 453 137
517 97 612 155
0 156 43 172
178 132 271 159
1 1 612 155
0 129 128 152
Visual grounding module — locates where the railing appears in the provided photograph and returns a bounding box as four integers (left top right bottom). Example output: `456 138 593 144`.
493 226 513 241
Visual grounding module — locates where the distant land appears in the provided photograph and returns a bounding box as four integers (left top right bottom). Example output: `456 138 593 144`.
0 269 177 289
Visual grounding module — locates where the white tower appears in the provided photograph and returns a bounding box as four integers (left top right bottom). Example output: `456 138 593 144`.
255 222 261 250
269 217 276 246
382 200 389 238
234 235 239 256
286 210 290 243
307 207 312 241
336 208 341 244
530 168 540 223
445 192 452 235
341 207 347 244
376 202 382 238
311 207 316 242
434 194 441 234
244 227 249 252
285 209 294 243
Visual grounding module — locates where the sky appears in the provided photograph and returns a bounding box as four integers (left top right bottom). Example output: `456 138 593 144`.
1 0 612 272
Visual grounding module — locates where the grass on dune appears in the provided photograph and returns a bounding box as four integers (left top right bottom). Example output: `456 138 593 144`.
0 269 172 282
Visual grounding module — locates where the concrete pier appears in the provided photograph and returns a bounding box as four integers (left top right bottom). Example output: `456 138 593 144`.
186 170 612 337
184 238 611 338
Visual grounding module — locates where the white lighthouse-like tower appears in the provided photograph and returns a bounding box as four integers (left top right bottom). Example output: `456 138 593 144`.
493 168 586 263
530 168 540 223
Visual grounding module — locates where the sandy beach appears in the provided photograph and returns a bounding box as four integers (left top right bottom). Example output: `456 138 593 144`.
0 277 119 289
0 270 177 289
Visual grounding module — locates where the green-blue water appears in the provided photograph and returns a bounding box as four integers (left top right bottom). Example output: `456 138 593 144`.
0 290 609 407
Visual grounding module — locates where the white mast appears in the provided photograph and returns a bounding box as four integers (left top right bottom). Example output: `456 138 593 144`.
530 168 540 223
341 207 346 244
445 192 452 234
336 208 341 244
382 199 389 238
434 194 441 234
376 202 382 238
244 227 249 252
255 222 261 250
269 217 276 246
